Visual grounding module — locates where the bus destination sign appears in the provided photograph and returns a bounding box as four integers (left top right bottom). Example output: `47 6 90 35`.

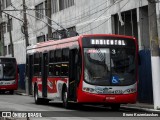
91 39 126 46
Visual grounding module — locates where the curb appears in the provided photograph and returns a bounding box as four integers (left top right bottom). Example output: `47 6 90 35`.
14 91 27 96
121 106 160 114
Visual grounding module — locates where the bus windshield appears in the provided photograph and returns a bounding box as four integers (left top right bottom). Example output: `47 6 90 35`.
84 48 136 86
0 62 16 80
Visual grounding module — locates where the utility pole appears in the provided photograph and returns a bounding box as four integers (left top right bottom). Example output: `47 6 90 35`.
23 0 29 47
0 0 4 56
23 0 29 95
7 14 14 57
47 0 52 40
148 0 160 110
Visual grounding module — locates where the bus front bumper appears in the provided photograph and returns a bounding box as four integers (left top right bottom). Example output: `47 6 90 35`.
0 84 18 91
77 92 137 104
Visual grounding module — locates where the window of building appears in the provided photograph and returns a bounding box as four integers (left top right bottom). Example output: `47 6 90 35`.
2 22 6 33
4 46 7 55
45 1 47 16
52 0 58 13
7 19 12 32
113 9 138 39
6 0 11 7
59 0 74 10
8 44 11 54
35 3 44 19
1 0 6 10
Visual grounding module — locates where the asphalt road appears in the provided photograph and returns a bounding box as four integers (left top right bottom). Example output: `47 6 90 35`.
0 93 159 120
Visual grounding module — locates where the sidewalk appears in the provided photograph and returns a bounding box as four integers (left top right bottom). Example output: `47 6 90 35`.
14 89 160 113
121 102 160 113
14 89 27 96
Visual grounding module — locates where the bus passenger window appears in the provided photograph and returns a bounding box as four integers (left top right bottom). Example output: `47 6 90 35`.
62 48 69 62
33 53 41 76
48 50 55 76
54 64 61 76
0 64 3 78
49 50 55 63
61 63 69 76
34 66 39 76
49 64 54 76
55 50 62 62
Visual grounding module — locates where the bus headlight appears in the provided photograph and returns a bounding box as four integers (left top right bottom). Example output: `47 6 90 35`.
83 87 95 93
123 88 136 94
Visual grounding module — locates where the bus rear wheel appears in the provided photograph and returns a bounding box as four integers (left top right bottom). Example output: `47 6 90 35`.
62 88 70 109
34 85 42 104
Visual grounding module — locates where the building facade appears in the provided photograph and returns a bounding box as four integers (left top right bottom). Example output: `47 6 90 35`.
0 0 160 102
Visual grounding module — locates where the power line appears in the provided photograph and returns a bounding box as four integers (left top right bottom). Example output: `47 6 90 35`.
23 10 64 36
22 4 70 37
60 6 109 26
2 11 24 22
11 0 110 26
80 17 111 34
9 2 64 37
2 1 70 41
10 2 38 37
80 0 130 34
77 0 122 32
2 9 51 11
5 0 110 33
58 0 110 24
10 2 25 38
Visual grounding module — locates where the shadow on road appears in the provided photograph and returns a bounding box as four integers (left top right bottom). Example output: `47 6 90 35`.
0 91 14 95
41 102 118 112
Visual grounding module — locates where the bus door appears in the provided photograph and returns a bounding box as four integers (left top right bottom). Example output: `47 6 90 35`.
42 53 48 98
69 49 79 101
28 55 33 95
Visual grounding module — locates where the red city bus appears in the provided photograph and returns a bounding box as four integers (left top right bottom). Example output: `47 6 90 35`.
0 57 18 94
26 34 138 110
